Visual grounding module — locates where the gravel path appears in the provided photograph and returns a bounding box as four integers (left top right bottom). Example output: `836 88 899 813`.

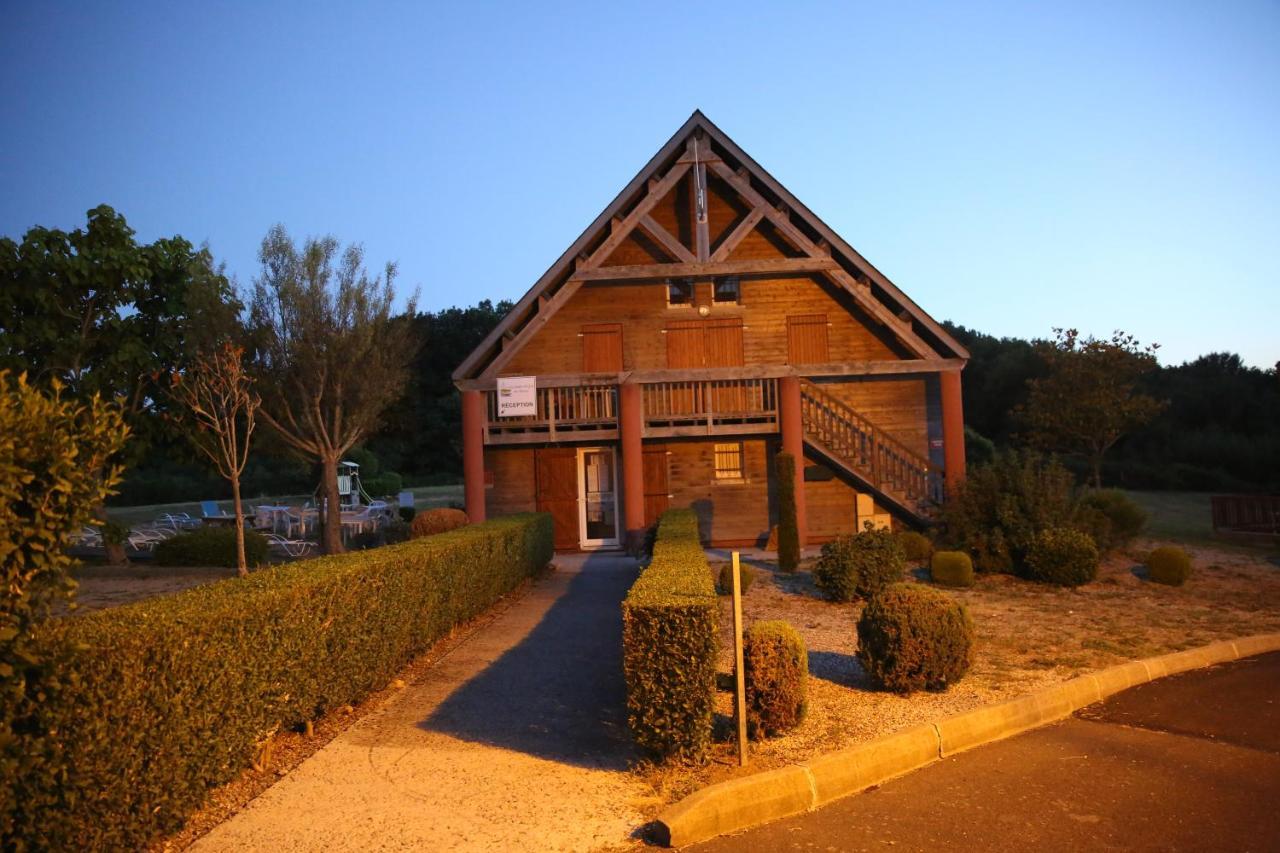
194 552 650 853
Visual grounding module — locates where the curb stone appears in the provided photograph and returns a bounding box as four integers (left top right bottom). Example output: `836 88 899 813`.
655 632 1280 848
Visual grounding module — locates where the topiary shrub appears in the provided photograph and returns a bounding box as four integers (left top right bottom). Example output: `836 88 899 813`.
895 530 933 565
1146 545 1192 586
716 562 756 596
856 583 975 693
930 551 974 588
1076 489 1147 551
410 507 469 538
1022 527 1098 587
776 451 800 573
744 621 807 739
153 527 269 568
813 524 905 602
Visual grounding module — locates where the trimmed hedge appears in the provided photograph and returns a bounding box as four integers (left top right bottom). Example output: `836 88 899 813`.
153 526 270 568
622 508 719 760
930 550 974 588
1022 527 1098 587
6 514 552 850
1147 545 1192 586
410 507 470 538
813 525 905 602
856 583 975 694
744 620 808 739
716 561 756 596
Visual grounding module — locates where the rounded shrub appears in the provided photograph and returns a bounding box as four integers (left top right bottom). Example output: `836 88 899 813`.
856 583 975 693
1022 527 1098 587
153 527 269 568
930 550 974 588
744 620 808 738
813 525 905 602
895 530 934 565
716 562 756 596
1146 545 1192 586
410 507 469 539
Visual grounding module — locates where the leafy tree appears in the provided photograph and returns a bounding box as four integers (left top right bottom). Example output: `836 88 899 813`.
776 451 800 572
1018 328 1164 488
248 225 418 554
0 205 242 454
1 372 129 837
168 343 261 576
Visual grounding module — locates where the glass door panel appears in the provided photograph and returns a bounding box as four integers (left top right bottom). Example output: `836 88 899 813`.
579 448 620 547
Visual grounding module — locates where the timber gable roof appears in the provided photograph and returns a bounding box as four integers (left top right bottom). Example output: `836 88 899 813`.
453 110 969 384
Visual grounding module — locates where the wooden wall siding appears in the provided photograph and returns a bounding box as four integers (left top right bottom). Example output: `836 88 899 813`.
813 376 931 458
801 452 896 539
581 323 623 372
484 447 537 517
666 438 773 546
787 314 830 364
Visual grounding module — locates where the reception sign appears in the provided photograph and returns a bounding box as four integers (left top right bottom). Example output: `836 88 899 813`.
496 376 537 417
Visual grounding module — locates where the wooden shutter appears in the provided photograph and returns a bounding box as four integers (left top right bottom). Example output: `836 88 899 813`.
704 317 745 367
787 314 829 364
581 323 623 373
665 319 705 369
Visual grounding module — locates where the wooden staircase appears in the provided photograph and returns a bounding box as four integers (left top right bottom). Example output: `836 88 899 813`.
798 379 944 523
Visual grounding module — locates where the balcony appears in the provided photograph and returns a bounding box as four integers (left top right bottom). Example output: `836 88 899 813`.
484 385 619 444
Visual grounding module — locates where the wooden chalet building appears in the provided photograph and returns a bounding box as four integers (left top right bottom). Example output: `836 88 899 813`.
453 111 969 551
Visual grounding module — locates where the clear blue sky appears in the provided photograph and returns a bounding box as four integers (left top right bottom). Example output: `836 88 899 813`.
2 1 1277 368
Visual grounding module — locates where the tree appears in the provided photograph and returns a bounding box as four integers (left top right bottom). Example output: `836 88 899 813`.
168 343 261 576
248 225 418 554
0 205 242 455
776 451 800 572
1018 328 1164 488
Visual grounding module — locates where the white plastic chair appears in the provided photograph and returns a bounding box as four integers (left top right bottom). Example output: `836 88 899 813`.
265 533 316 558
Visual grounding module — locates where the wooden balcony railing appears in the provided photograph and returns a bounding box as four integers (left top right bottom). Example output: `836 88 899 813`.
484 385 618 444
642 378 779 437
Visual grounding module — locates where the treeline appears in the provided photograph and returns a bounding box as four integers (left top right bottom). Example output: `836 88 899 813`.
946 322 1280 493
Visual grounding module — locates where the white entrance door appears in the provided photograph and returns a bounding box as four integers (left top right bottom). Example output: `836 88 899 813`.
577 447 620 548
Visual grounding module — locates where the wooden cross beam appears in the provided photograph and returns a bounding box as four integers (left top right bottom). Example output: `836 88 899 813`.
638 214 695 264
581 161 692 269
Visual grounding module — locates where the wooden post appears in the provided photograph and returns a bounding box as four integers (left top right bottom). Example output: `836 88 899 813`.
940 369 966 497
732 551 748 767
778 376 808 547
461 389 486 524
619 382 645 552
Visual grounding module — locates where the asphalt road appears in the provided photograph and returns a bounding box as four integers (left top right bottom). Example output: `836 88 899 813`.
693 652 1280 853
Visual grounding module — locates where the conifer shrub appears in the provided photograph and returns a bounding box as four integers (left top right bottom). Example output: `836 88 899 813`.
895 530 934 565
776 451 800 573
6 514 553 850
856 583 975 693
410 507 469 538
153 526 269 568
716 562 756 596
1146 545 1192 586
930 550 974 588
622 508 718 760
1022 527 1098 587
744 621 808 738
813 524 905 602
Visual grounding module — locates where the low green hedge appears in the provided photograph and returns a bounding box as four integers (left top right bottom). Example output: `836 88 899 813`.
5 513 552 850
622 508 719 760
153 526 270 567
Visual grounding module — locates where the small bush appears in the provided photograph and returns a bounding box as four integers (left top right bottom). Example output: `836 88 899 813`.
1146 545 1192 586
716 562 756 596
410 507 469 538
856 583 974 693
776 451 800 573
363 471 403 497
153 527 269 568
930 551 974 588
1022 527 1098 587
622 508 718 760
744 621 807 738
1076 489 1147 551
895 530 933 565
813 525 905 602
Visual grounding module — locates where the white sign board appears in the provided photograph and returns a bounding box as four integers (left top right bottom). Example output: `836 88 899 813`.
496 376 537 418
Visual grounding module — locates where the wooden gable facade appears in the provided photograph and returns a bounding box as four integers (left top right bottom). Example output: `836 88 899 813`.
454 111 969 550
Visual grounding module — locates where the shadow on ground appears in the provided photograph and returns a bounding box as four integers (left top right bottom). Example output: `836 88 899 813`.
418 552 640 771
807 649 869 688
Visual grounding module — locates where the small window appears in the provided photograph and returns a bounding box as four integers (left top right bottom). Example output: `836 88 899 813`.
667 278 694 307
713 276 740 304
713 442 744 481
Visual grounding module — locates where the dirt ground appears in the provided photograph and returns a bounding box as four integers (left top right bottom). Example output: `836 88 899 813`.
68 563 241 613
641 538 1280 805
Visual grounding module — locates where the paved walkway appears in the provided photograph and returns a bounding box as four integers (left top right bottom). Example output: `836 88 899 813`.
196 553 650 853
696 651 1280 852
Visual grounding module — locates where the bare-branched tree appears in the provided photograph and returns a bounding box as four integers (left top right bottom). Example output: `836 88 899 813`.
249 225 418 554
169 342 260 575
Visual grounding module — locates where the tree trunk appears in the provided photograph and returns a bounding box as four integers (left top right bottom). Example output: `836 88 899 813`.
321 457 345 555
231 475 248 577
1090 453 1103 489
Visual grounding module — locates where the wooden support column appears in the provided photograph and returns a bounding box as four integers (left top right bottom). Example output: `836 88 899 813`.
619 382 646 551
940 369 966 497
778 376 808 548
462 389 486 523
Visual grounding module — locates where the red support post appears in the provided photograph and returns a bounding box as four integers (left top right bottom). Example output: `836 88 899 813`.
940 369 967 497
778 376 808 548
619 382 646 552
461 389 486 524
